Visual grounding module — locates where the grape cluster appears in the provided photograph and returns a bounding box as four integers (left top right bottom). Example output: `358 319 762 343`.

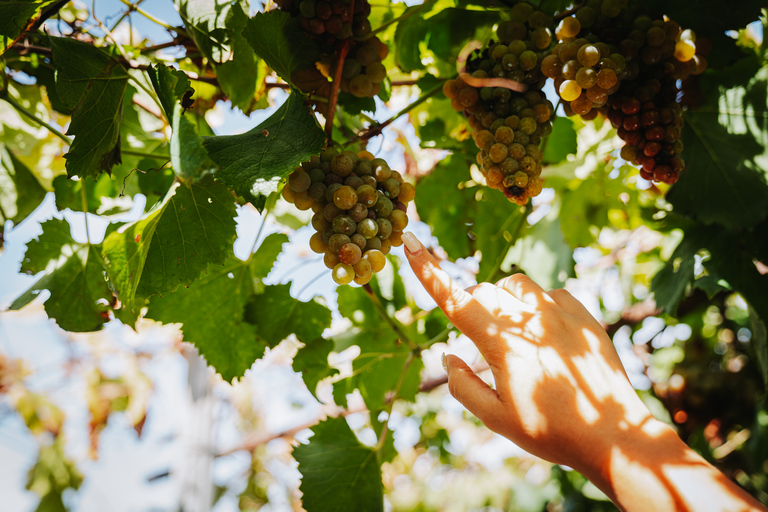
275 0 370 50
337 36 389 98
465 2 552 89
282 149 415 285
444 77 551 205
542 0 707 184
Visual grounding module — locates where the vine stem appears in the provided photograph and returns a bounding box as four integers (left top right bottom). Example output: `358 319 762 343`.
344 79 446 146
554 1 586 21
117 0 180 32
121 149 169 160
324 0 355 140
247 198 274 258
1 94 71 144
362 284 418 350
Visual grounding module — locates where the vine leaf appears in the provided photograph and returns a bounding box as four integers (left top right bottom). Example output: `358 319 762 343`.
334 284 422 413
244 284 332 348
11 218 113 333
145 233 287 382
0 1 58 56
174 0 245 63
204 92 326 207
49 37 129 179
102 175 237 311
241 9 319 86
651 230 700 315
668 59 768 228
542 116 577 164
147 63 193 122
145 256 262 382
293 337 339 399
0 144 47 244
216 2 268 113
172 104 218 181
295 417 384 512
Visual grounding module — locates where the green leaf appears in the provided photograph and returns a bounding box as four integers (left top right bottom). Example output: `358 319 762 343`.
175 0 246 63
102 175 237 309
242 10 320 86
337 92 376 116
147 63 193 121
204 92 326 206
293 337 339 399
504 205 575 291
52 174 115 213
49 37 129 179
215 3 267 113
295 417 383 512
11 223 112 332
245 284 332 347
248 232 289 280
146 256 263 382
650 232 700 315
335 285 422 412
668 59 768 228
415 154 474 259
542 116 577 165
20 217 71 274
171 103 218 181
0 144 47 238
475 188 526 282
0 1 57 56
749 307 767 390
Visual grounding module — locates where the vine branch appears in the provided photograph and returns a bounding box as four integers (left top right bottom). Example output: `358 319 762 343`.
362 284 418 350
344 79 445 146
1 94 71 144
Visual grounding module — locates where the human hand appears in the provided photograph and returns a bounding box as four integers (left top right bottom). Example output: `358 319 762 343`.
401 231 658 471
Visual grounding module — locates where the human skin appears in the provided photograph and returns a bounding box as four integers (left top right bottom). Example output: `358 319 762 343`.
401 231 766 512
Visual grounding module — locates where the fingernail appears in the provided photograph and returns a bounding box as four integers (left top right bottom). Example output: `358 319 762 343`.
441 352 448 372
402 231 421 254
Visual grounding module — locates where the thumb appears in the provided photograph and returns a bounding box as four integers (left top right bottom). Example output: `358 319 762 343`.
445 354 504 429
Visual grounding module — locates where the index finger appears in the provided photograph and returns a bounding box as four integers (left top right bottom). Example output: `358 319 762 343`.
402 232 491 335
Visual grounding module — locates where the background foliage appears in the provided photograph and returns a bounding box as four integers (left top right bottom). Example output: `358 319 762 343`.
1 0 767 511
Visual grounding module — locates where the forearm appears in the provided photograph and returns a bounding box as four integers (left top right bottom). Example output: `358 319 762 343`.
579 419 766 512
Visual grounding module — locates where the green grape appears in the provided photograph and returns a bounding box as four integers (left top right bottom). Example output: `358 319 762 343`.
373 194 393 217
507 40 527 55
350 233 367 250
356 44 378 66
342 59 361 79
388 209 408 231
331 154 354 176
519 50 538 71
495 126 515 145
556 17 580 39
332 263 355 285
508 142 526 160
500 157 520 175
601 0 623 18
338 242 362 265
311 211 329 231
348 202 368 223
559 79 581 101
308 182 327 203
596 68 617 89
540 54 562 78
531 27 552 49
349 75 373 98
329 234 351 254
528 11 550 29
364 249 386 272
366 62 387 83
575 6 596 27
324 250 340 270
353 258 372 279
381 178 400 198
491 44 508 61
509 2 533 22
575 67 597 88
333 185 357 210
325 183 342 203
293 191 313 210
309 231 328 253
674 40 695 62
364 237 382 252
577 44 600 67
373 163 391 182
356 184 378 207
646 26 665 46
288 169 311 192
398 182 416 203
489 143 509 163
299 0 316 18
519 117 537 135
376 218 392 239
332 215 357 235
357 218 379 238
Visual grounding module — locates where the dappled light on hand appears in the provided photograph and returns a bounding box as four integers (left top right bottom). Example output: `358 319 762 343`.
402 231 768 512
